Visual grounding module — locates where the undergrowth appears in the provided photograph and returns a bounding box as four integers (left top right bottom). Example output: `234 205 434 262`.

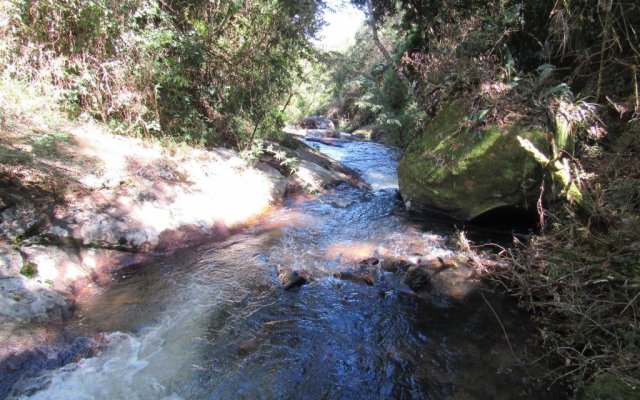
0 0 322 148
491 120 640 396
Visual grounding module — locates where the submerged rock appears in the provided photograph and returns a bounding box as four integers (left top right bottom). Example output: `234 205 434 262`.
237 340 259 356
1 335 107 399
358 257 380 267
332 258 382 286
381 258 414 273
402 265 432 291
381 259 399 273
398 99 549 221
333 271 375 286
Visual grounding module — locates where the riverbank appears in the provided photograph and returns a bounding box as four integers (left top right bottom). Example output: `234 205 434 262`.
0 79 366 395
493 123 640 397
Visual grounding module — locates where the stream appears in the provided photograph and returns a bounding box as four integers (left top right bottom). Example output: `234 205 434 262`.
9 140 560 399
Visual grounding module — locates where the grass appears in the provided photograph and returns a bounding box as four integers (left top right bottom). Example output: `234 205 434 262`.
31 131 71 156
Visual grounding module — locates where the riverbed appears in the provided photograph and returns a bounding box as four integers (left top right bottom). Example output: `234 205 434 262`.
8 140 560 399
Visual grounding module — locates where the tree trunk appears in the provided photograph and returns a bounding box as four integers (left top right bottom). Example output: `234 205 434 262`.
366 0 416 100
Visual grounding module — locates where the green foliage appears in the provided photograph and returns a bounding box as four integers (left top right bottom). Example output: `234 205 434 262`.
20 261 38 279
0 145 30 164
31 131 70 155
283 59 333 125
240 138 298 175
272 130 303 150
267 143 299 175
3 0 324 147
306 21 426 146
336 0 638 152
348 0 639 394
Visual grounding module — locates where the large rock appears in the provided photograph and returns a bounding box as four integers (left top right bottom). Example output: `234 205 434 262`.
398 100 548 221
300 116 335 130
0 194 49 240
0 245 147 329
0 276 71 325
0 244 23 277
19 245 146 291
42 148 289 252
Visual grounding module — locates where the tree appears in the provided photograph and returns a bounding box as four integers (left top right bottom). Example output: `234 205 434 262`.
364 0 415 100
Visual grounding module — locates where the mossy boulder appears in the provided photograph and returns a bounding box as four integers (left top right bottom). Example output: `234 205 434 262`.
398 100 549 221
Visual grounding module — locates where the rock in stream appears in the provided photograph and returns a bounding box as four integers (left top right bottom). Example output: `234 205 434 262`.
277 265 309 290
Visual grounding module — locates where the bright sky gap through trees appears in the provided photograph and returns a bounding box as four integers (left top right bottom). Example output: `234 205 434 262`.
313 0 365 50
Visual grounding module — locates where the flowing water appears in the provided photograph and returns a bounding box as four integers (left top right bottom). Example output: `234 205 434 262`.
9 141 559 399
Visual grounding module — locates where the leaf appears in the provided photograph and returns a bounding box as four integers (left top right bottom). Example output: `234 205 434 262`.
537 63 555 84
542 83 574 100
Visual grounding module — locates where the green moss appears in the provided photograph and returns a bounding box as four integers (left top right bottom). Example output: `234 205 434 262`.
20 261 38 279
398 100 548 220
611 125 640 153
502 168 516 180
554 113 575 156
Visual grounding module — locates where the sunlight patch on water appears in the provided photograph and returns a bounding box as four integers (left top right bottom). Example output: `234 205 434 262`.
324 241 379 263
